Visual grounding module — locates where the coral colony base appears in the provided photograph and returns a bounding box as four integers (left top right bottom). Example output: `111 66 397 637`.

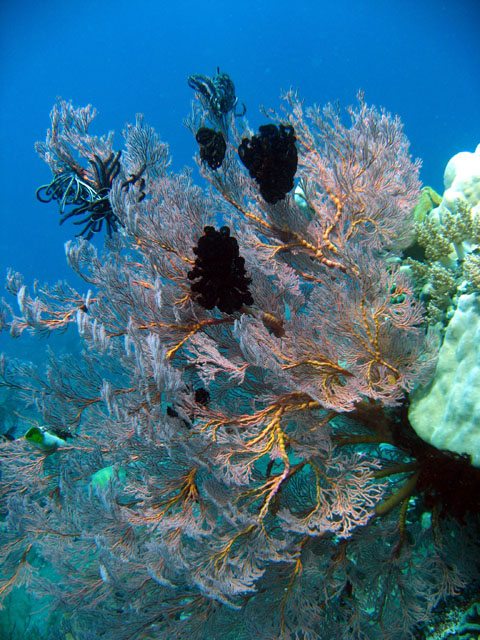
0 74 479 639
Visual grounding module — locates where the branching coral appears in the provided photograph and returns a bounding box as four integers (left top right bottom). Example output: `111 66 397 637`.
0 92 477 640
35 101 156 240
406 147 480 325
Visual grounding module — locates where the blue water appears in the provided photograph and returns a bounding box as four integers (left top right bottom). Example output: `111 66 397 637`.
0 0 479 334
1 3 480 636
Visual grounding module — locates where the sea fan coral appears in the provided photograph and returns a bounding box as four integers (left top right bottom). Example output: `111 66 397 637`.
0 90 477 640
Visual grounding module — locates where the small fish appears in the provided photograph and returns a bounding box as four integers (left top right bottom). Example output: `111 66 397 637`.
0 426 15 442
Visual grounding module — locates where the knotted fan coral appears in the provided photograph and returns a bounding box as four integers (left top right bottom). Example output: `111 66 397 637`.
35 102 155 239
0 89 478 640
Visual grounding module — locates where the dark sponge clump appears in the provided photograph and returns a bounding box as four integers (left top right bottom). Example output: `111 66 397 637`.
195 127 226 170
194 387 210 406
188 226 253 314
238 124 298 204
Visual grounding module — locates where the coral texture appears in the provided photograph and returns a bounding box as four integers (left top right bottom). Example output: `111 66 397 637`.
409 293 480 466
0 94 478 639
407 144 480 324
407 145 480 463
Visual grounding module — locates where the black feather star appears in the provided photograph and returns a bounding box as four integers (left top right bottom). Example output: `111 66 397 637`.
238 124 297 204
187 226 253 314
195 127 226 170
36 151 122 240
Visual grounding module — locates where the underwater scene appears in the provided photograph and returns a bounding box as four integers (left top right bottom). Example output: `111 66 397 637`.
1 1 480 638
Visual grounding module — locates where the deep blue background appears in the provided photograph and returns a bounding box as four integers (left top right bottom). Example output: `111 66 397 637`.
0 0 479 357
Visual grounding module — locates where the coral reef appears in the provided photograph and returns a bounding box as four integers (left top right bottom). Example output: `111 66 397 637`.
0 92 478 639
407 144 480 465
406 144 480 324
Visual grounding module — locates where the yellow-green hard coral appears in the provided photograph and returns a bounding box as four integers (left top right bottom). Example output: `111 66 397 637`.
412 186 442 223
